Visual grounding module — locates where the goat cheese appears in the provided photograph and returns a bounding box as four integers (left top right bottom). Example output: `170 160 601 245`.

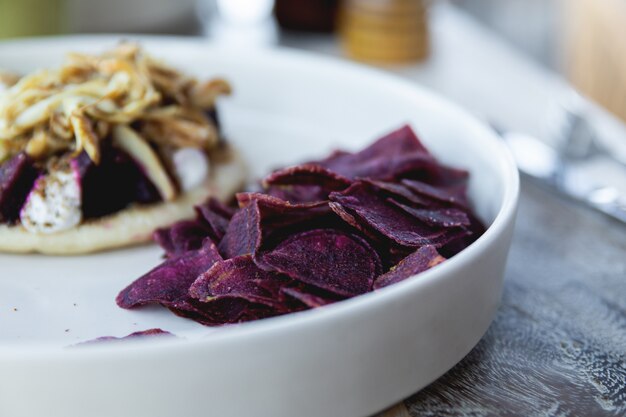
20 168 82 234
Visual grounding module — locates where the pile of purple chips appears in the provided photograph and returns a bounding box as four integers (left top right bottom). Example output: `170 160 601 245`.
116 125 485 325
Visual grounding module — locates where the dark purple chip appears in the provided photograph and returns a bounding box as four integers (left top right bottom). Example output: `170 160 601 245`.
218 193 336 259
217 199 261 258
401 178 469 208
0 152 39 224
312 125 439 181
363 179 433 207
390 200 470 228
189 255 287 308
280 286 337 308
263 164 352 191
258 229 381 297
264 184 330 204
154 220 212 257
116 242 223 309
168 297 253 326
76 329 174 346
438 211 486 258
195 197 235 242
329 182 468 248
373 246 446 289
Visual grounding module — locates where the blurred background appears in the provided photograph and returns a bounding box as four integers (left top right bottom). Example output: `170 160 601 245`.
1 0 625 126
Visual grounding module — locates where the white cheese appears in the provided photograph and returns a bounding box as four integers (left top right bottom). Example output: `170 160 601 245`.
20 169 82 234
172 148 210 192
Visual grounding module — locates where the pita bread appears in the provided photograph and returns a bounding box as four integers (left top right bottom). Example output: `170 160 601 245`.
0 146 246 255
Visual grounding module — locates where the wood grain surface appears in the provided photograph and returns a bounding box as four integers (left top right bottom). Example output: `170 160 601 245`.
385 180 626 417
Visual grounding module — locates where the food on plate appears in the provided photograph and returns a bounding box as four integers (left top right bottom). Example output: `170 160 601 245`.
76 328 174 346
0 44 245 254
117 125 486 325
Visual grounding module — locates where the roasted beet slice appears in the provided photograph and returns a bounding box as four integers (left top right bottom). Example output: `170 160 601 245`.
258 229 381 297
116 242 222 309
189 255 287 308
0 152 39 224
373 245 446 289
329 182 468 248
73 141 162 219
390 201 470 228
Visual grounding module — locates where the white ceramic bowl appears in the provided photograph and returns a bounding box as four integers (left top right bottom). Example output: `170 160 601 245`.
0 36 519 417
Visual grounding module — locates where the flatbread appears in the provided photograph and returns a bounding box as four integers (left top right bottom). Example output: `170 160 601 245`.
0 146 247 255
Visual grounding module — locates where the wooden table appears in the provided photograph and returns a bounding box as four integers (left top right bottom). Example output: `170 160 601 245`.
283 4 626 416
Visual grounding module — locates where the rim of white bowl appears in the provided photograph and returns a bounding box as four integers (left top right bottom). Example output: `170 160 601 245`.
0 35 520 359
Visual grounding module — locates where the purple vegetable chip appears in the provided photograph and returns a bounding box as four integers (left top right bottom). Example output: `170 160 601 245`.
262 164 353 203
218 199 261 258
258 229 381 297
195 197 235 242
154 220 212 257
312 125 440 181
363 179 433 207
220 192 333 258
373 245 446 289
0 152 39 224
263 164 352 191
190 255 287 308
329 182 468 248
116 242 223 309
390 200 470 228
438 211 486 258
168 297 256 326
76 329 174 346
264 184 330 204
401 178 469 208
280 286 337 308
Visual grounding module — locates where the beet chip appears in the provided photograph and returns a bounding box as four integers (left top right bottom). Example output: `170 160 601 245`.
265 184 330 204
263 164 352 191
258 229 381 297
168 297 266 326
154 219 212 257
116 242 223 309
329 182 467 248
401 178 469 208
190 255 287 308
195 197 235 242
77 329 174 346
218 199 261 258
373 246 446 289
390 201 470 228
312 125 439 181
364 179 433 207
280 286 337 308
